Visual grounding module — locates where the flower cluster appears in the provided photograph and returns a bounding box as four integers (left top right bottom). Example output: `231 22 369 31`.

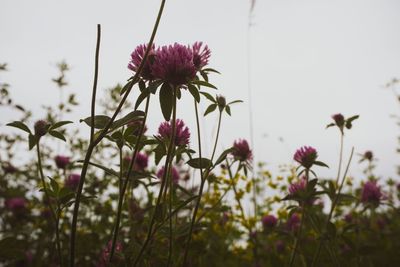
128 42 211 87
158 119 190 146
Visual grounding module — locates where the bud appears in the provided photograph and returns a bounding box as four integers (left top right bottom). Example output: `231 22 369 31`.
34 120 48 137
55 155 70 169
364 151 373 161
332 113 345 127
216 95 226 110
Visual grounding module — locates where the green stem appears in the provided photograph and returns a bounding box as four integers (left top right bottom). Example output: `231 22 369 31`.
289 169 309 267
182 108 222 266
69 1 166 265
133 88 177 267
167 89 178 267
37 142 62 266
227 161 248 229
109 96 151 262
335 133 344 186
311 148 354 266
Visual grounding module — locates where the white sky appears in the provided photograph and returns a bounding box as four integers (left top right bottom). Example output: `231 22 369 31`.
1 0 400 182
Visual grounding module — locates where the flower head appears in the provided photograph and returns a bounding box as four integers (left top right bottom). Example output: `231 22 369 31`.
332 113 345 127
2 162 17 174
363 151 373 161
55 155 70 169
99 240 123 265
151 43 196 87
192 42 211 70
289 177 307 196
262 215 278 229
293 146 318 169
287 213 301 232
135 152 149 171
158 119 190 146
231 139 253 162
5 197 27 214
275 240 285 254
157 166 180 184
65 174 81 191
34 120 48 137
128 43 156 81
361 180 383 206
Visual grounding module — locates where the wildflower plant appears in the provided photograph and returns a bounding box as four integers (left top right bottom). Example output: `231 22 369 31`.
2 2 400 267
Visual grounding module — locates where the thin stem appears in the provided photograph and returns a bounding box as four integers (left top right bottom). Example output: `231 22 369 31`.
335 133 344 186
182 107 222 266
133 89 177 267
109 96 151 262
90 25 101 144
289 169 309 267
69 1 166 265
167 89 178 267
37 142 62 266
311 148 354 266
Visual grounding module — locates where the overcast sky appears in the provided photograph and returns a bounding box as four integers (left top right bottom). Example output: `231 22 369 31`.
1 0 400 182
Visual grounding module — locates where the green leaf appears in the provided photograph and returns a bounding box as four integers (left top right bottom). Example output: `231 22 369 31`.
28 134 37 150
6 121 31 134
204 104 217 116
48 176 59 194
49 120 73 130
135 89 151 110
147 80 163 94
214 148 234 166
314 161 329 168
326 123 335 129
200 91 216 103
119 79 135 95
49 130 66 142
191 80 217 89
227 100 243 105
80 115 111 129
187 158 212 169
188 84 200 103
202 68 221 74
225 105 231 116
159 83 174 121
111 110 145 131
77 160 119 177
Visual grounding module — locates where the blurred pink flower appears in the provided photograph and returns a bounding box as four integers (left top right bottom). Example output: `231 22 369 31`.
5 197 27 214
262 215 278 229
55 155 70 169
65 174 81 190
231 139 253 162
289 177 307 196
293 146 318 169
157 166 180 184
158 119 190 146
361 180 383 206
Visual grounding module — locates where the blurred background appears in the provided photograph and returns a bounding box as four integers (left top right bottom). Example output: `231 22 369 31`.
1 0 400 180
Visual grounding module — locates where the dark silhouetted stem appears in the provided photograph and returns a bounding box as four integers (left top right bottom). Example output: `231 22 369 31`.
109 96 151 262
37 142 62 266
133 88 177 267
69 1 166 263
289 169 309 267
335 133 344 186
311 148 354 267
182 107 222 266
